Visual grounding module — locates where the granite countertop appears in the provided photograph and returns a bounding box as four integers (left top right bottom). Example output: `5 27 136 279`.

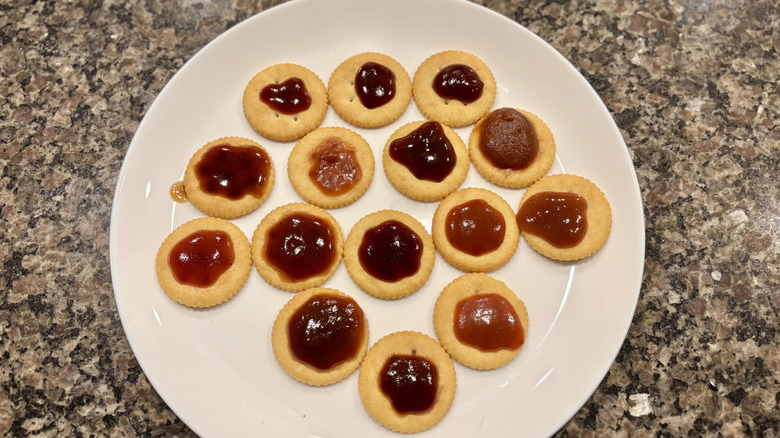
1 0 778 436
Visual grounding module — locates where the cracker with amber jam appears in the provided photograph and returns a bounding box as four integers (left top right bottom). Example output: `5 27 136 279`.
516 174 612 261
432 187 519 272
155 217 251 307
433 273 529 370
288 127 374 209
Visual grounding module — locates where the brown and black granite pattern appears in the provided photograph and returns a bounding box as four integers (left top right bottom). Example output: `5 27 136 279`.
1 0 778 436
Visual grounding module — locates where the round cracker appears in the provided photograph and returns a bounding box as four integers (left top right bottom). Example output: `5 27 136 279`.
328 52 412 128
432 187 520 272
183 136 275 219
155 217 251 307
344 210 435 299
251 203 344 292
433 273 529 370
271 287 369 386
382 121 469 202
288 127 374 208
469 108 556 188
517 174 612 260
358 331 456 433
242 63 328 142
412 50 496 127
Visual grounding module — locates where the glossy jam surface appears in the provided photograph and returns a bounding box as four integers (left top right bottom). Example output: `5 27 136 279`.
445 199 506 256
260 77 311 114
287 293 365 370
516 191 588 248
195 144 271 200
264 213 337 281
169 181 188 203
379 354 438 414
478 108 538 170
308 137 361 195
358 220 422 282
355 62 396 109
454 294 524 352
389 121 456 182
168 230 234 287
432 64 483 103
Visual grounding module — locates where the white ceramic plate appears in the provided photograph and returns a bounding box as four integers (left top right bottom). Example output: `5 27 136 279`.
110 0 645 436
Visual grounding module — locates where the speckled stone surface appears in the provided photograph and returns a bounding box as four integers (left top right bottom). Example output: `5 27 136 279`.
1 0 778 436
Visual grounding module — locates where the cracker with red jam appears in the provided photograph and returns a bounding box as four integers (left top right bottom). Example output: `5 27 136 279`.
412 50 496 128
382 120 469 202
272 287 369 386
288 127 374 209
251 203 344 292
183 136 274 219
358 331 456 434
155 217 252 307
243 63 328 142
344 210 435 299
328 52 412 128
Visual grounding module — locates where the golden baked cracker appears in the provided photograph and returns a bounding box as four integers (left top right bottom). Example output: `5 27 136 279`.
432 187 520 272
382 120 469 202
251 203 343 292
517 174 612 260
182 136 275 219
288 127 374 209
433 273 529 370
469 108 556 188
271 287 369 386
344 210 435 299
358 331 456 433
328 52 412 128
412 50 496 127
155 217 251 307
242 63 328 142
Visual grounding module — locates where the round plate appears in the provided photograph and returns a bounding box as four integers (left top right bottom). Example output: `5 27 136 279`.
110 0 645 436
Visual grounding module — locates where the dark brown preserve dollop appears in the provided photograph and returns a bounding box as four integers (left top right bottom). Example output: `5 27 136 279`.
260 77 312 115
358 220 422 282
379 354 438 414
389 121 456 182
195 144 271 200
355 62 396 109
432 64 484 103
264 213 337 281
445 199 505 256
454 293 524 352
308 137 361 195
168 230 234 287
478 108 538 170
516 191 588 248
288 293 365 370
